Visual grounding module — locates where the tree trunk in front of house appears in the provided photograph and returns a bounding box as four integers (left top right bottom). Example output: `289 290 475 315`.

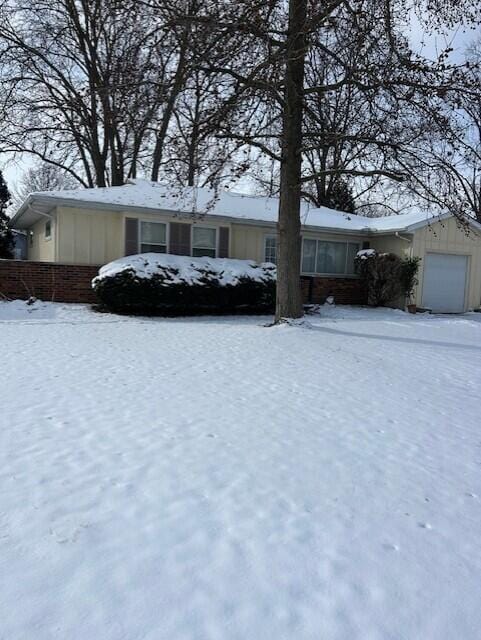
275 0 307 322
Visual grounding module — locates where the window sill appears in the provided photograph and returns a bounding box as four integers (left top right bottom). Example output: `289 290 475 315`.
301 273 359 279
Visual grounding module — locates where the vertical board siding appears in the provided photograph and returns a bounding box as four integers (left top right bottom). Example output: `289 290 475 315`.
27 217 56 262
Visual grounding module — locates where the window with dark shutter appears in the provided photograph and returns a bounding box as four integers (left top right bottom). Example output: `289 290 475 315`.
140 221 167 253
192 227 216 257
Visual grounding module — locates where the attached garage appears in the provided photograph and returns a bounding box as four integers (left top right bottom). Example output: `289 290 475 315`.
421 253 468 313
409 216 481 314
372 214 481 314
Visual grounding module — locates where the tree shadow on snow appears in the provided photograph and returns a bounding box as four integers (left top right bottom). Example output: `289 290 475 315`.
309 325 481 352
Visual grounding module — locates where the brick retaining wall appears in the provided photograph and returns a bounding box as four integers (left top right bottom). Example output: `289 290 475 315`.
301 276 366 305
0 260 100 303
0 260 366 307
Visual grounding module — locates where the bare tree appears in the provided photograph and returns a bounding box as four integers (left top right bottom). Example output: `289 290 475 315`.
162 69 243 187
178 0 479 320
12 161 78 210
0 0 192 186
402 40 481 222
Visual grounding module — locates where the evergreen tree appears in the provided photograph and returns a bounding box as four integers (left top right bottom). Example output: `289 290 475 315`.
0 171 14 259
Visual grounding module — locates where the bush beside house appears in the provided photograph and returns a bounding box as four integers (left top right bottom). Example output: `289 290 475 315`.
92 253 276 315
355 249 421 308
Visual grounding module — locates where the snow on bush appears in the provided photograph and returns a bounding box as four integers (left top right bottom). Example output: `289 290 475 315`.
92 253 276 315
356 248 377 260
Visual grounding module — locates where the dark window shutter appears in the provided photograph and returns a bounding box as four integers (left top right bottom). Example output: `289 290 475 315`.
125 218 139 255
218 227 229 258
169 222 191 255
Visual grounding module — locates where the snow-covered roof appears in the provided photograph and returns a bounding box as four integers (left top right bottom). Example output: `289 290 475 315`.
11 178 458 234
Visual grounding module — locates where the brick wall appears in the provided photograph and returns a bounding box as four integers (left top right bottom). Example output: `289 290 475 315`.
0 260 366 307
0 260 100 304
301 276 366 305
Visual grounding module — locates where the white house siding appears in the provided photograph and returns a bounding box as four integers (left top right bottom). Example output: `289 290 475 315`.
370 234 412 259
28 217 56 262
53 207 369 267
230 223 274 262
56 206 123 265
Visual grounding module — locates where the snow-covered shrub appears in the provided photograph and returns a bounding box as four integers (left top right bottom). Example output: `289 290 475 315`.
92 254 276 314
354 250 414 307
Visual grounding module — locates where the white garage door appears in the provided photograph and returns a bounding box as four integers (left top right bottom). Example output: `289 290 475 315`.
422 253 468 313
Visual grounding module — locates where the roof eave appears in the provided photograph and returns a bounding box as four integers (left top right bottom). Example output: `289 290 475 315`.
8 196 32 228
403 212 481 234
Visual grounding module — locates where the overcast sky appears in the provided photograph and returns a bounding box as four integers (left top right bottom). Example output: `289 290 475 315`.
2 19 480 191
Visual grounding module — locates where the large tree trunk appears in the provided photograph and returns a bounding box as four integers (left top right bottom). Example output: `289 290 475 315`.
275 0 307 322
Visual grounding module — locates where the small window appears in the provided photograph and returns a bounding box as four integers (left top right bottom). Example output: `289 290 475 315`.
45 220 52 239
264 235 277 264
140 221 167 253
192 227 216 258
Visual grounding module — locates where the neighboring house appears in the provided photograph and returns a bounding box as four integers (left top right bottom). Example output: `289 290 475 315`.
9 179 481 313
11 230 27 260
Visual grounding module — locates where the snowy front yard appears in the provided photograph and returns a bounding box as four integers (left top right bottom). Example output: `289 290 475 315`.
1 301 481 640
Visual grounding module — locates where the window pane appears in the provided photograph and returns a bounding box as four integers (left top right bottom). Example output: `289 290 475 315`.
347 243 360 274
302 239 317 273
317 241 347 274
265 236 277 264
193 227 216 249
315 242 327 273
192 247 216 258
141 221 166 244
331 242 347 274
141 243 166 253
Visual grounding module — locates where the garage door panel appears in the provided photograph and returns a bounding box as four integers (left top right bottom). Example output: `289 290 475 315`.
422 253 467 313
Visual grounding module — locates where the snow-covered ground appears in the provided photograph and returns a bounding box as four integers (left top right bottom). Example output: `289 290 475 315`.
1 300 481 640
